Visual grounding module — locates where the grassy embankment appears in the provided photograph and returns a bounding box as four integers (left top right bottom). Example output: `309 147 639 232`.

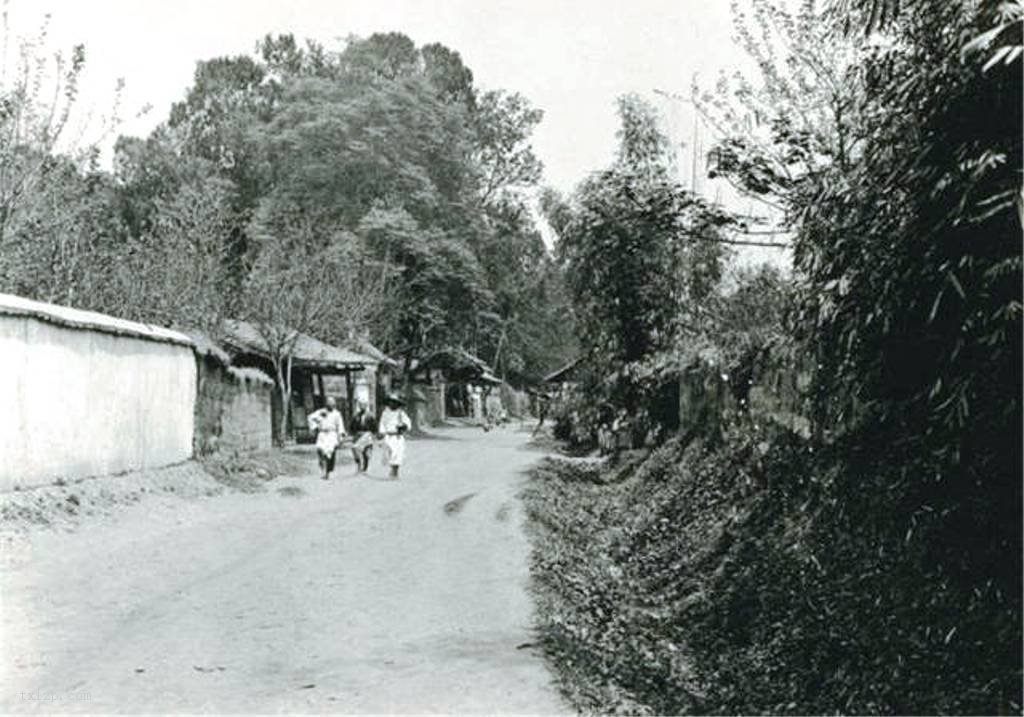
523 429 1020 715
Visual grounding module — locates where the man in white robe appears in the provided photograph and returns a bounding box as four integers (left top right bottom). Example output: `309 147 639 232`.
308 396 346 480
378 393 412 479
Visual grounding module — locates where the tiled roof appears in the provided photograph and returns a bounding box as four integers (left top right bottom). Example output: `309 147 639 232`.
223 320 379 368
544 357 583 383
345 337 399 367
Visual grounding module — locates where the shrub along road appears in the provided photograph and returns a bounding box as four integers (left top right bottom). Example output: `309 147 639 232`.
1 426 566 714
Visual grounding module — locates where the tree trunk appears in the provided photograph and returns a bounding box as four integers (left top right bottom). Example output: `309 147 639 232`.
493 328 506 381
344 370 355 424
274 354 294 446
284 354 294 443
402 356 421 434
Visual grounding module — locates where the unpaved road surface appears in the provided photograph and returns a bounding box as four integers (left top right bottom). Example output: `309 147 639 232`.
1 426 567 714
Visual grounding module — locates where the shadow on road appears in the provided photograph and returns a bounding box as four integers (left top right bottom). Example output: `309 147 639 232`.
443 492 478 515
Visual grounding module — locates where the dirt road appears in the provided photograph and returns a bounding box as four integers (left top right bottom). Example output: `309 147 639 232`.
1 426 567 714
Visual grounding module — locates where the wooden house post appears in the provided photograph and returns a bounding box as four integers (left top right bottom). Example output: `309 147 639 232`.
344 369 355 423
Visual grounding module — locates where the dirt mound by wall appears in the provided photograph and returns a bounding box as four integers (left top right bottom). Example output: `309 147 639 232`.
0 450 314 534
0 461 224 533
200 449 311 493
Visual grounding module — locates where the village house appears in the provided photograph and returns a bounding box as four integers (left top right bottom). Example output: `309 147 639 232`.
220 320 392 442
410 347 502 425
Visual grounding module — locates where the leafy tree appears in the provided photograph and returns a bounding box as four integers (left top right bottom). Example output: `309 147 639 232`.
421 42 476 107
696 0 864 217
167 54 270 171
251 74 474 228
126 171 236 331
357 204 491 355
0 158 122 306
241 203 393 443
258 33 336 80
111 28 571 397
245 70 491 359
0 12 88 245
798 0 1021 564
338 32 419 82
692 0 1021 709
473 197 575 381
0 9 126 301
473 90 544 205
547 95 732 442
108 127 248 330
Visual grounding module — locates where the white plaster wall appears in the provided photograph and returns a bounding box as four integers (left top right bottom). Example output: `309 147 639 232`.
0 316 196 491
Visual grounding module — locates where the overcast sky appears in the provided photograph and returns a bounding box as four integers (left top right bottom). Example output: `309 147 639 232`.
9 0 746 196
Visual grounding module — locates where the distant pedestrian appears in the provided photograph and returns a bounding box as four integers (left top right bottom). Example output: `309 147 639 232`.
307 397 346 481
378 393 412 480
349 399 376 473
533 392 551 435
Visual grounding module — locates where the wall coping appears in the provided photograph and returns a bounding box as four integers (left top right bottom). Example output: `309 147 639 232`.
0 293 194 349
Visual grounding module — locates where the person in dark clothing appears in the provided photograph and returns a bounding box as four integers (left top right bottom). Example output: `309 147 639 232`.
349 399 377 473
533 392 552 436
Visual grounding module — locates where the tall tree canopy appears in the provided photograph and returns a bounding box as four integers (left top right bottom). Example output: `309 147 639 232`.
1 26 575 387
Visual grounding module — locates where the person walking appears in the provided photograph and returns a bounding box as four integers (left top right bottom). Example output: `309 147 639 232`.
532 391 552 436
349 399 377 474
378 393 412 480
307 396 346 481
